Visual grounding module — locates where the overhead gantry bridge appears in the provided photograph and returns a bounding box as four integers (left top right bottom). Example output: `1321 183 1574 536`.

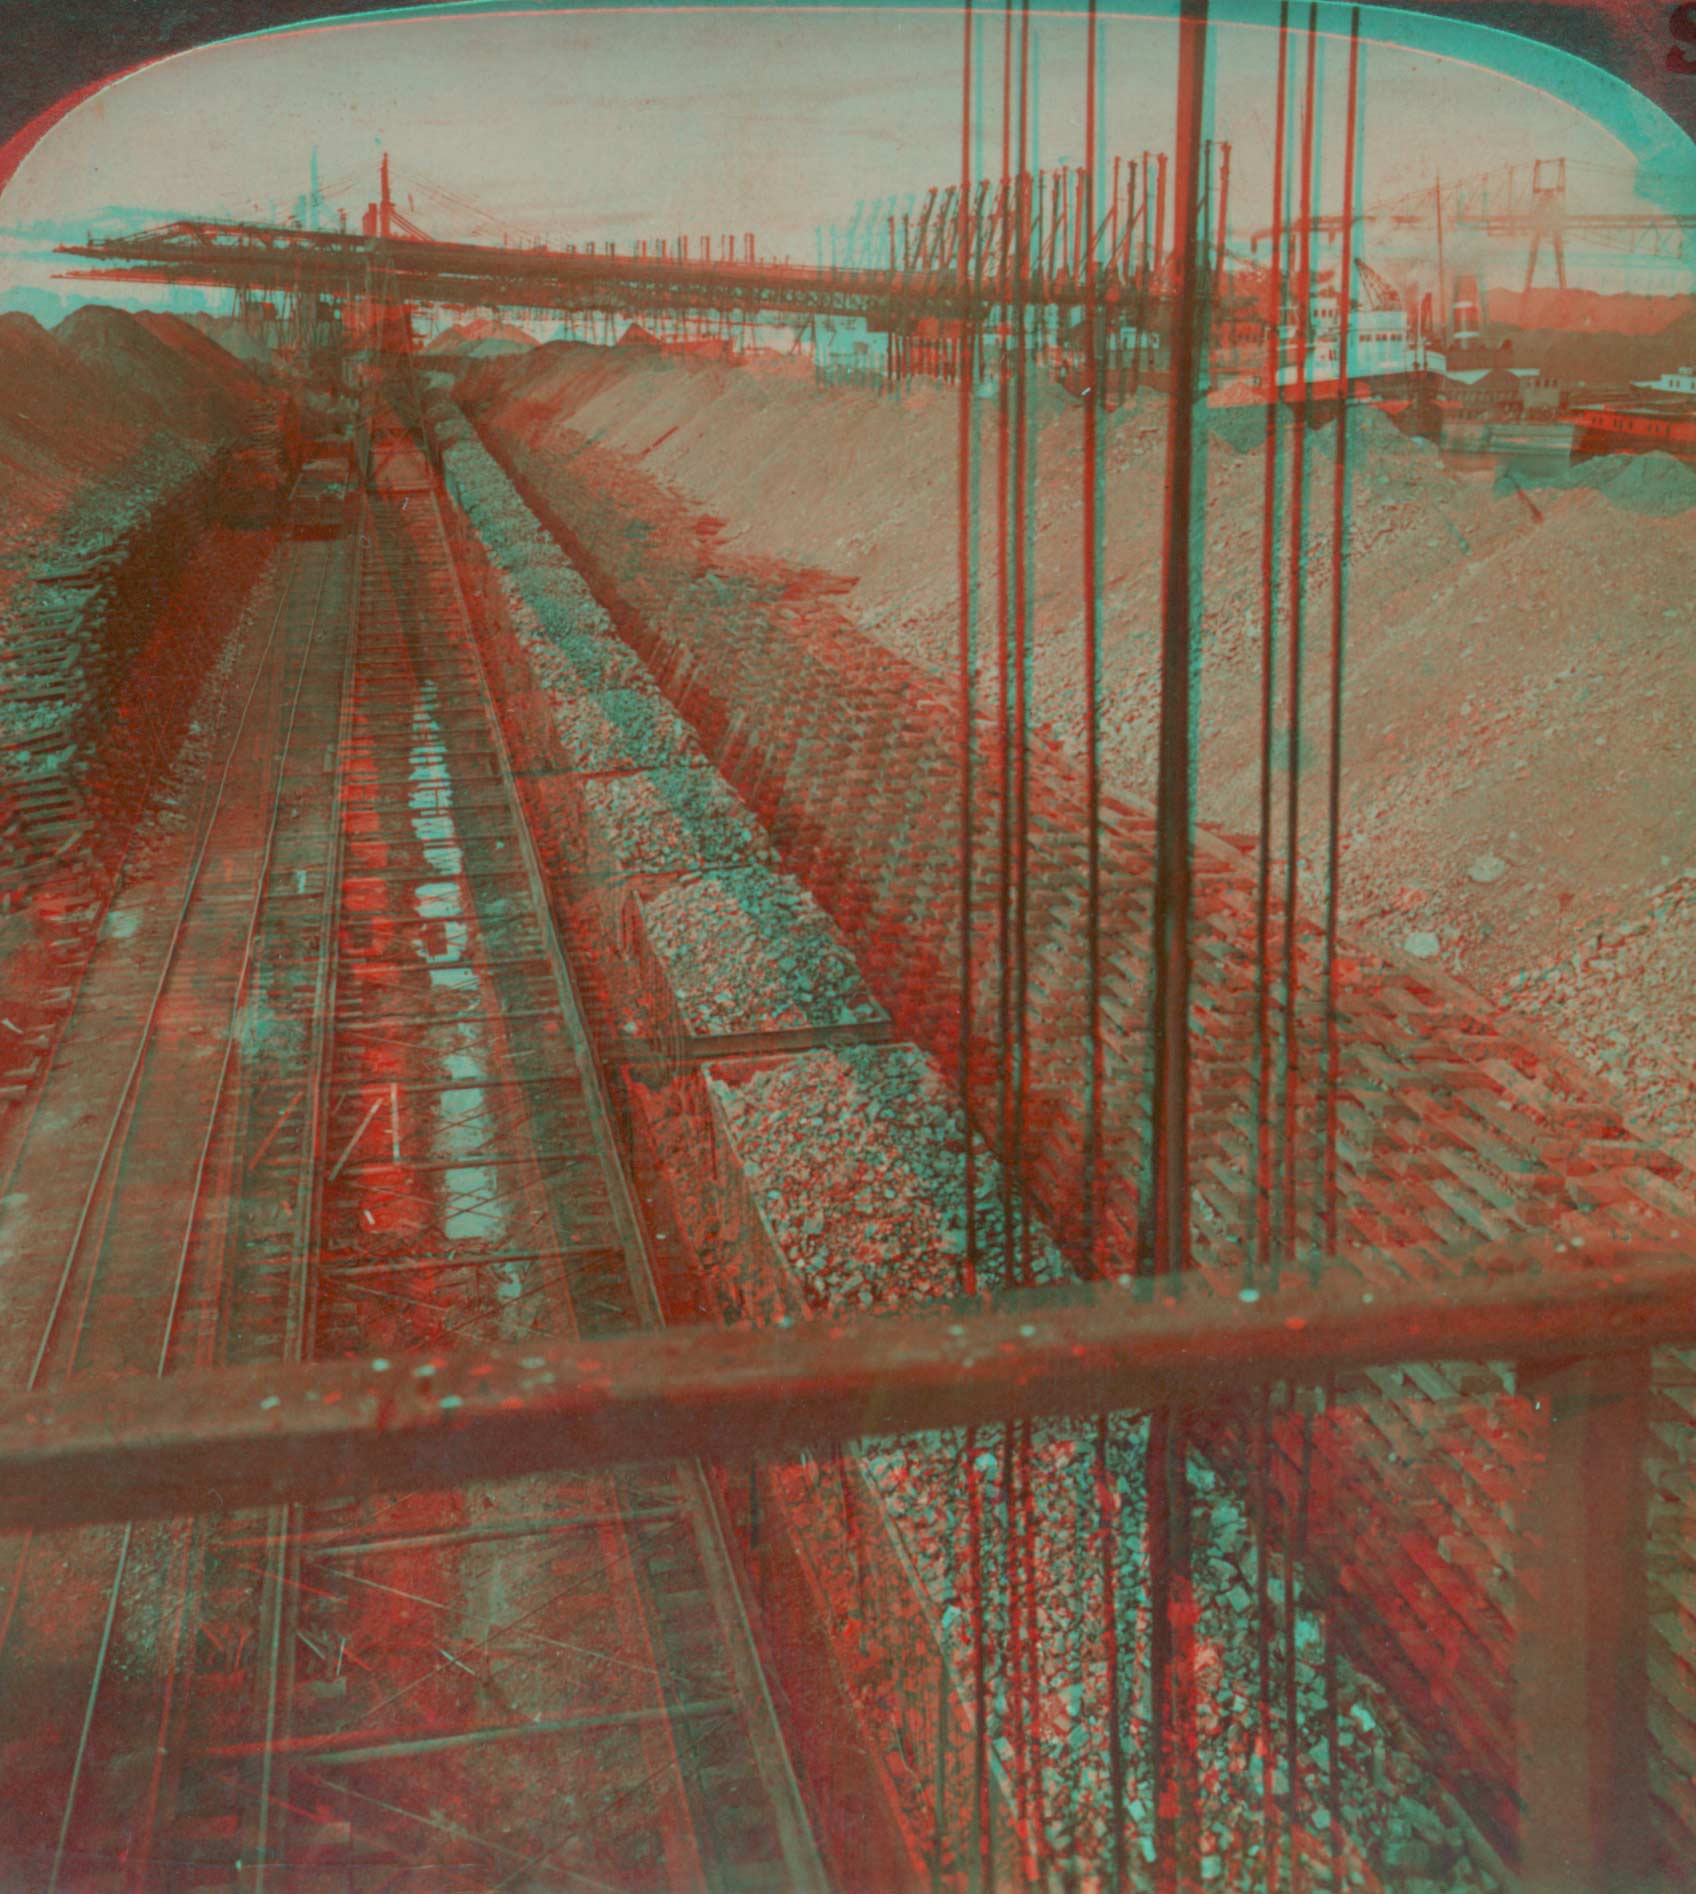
56 147 1258 346
59 215 1186 329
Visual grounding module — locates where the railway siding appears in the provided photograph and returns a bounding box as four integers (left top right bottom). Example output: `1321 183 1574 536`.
0 407 823 1886
204 419 821 1887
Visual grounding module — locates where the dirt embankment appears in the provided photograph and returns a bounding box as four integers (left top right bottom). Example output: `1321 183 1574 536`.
1 307 275 903
462 342 1696 1154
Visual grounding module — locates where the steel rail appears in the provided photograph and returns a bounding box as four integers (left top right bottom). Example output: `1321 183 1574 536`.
383 436 716 1880
0 577 243 1188
247 511 363 1890
234 441 511 1878
176 398 766 1883
0 536 327 1786
0 470 284 999
0 531 332 1882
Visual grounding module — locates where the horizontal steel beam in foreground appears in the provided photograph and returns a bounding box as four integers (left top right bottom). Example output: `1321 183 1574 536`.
0 1242 1690 1532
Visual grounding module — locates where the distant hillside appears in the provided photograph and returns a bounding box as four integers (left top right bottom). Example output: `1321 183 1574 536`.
1489 306 1696 386
1487 286 1696 335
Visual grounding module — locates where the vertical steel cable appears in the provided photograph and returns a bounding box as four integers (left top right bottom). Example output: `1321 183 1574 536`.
1147 4 1212 1883
985 12 1015 1878
1251 35 1292 1863
969 1433 991 1890
1323 1374 1343 1887
1013 1 1035 1295
1254 1385 1280 1887
1083 0 1104 1290
1147 0 1210 1294
1296 1393 1318 1894
1149 1408 1175 1888
1319 19 1363 1879
996 0 1017 1300
1012 6 1041 1865
955 14 991 1889
1253 6 1292 1290
1319 11 1362 1270
1021 1415 1043 1869
1003 1419 1028 1859
1275 8 1320 1289
1082 12 1126 1888
1276 24 1322 1872
1097 1416 1127 1892
959 0 980 1302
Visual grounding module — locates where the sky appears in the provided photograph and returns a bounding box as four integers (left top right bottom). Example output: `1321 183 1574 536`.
3 2 1694 317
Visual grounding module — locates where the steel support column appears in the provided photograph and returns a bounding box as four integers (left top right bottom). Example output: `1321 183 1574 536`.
1515 1351 1657 1892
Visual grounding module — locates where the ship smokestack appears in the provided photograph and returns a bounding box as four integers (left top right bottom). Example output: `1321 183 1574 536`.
1451 272 1482 349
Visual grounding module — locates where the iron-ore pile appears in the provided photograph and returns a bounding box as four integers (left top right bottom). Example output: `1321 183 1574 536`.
1561 447 1696 514
546 686 705 775
1507 867 1696 1155
442 410 640 664
577 769 776 879
708 1045 1067 1309
182 310 277 370
708 1049 1498 1889
635 865 887 1039
444 422 775 904
0 305 266 586
447 437 640 659
437 405 1500 1890
520 617 654 694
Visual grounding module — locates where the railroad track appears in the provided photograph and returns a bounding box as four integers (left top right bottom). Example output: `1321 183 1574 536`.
0 400 823 1886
